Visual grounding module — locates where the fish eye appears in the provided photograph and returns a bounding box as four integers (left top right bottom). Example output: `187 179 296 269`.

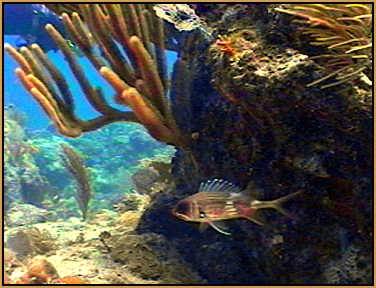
199 211 206 218
175 201 190 215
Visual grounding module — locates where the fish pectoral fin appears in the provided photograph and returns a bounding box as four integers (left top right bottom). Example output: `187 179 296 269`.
200 221 232 236
208 221 232 236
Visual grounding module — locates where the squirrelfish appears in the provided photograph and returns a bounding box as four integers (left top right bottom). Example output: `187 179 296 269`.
172 179 301 235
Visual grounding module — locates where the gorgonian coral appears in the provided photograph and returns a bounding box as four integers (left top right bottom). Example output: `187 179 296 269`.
5 4 194 148
276 4 372 89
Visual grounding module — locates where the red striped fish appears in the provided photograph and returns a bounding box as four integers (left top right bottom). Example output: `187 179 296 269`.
172 179 301 235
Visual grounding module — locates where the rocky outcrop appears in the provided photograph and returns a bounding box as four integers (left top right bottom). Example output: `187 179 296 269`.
134 4 372 284
109 232 203 284
5 228 58 259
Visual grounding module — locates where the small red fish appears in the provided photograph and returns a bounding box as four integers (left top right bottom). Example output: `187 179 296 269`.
172 179 301 235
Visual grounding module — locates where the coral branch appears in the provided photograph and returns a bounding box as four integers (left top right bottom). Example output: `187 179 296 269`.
276 4 372 88
14 68 34 91
4 44 32 74
120 88 175 144
128 36 166 115
99 66 131 102
6 4 190 148
29 87 82 137
31 43 74 110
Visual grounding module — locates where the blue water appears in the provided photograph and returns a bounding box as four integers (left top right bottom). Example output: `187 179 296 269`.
4 7 177 130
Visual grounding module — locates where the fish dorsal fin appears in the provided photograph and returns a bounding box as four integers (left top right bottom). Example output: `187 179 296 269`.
199 179 242 193
208 221 232 236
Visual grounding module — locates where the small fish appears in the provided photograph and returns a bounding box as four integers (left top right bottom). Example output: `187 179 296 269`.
172 179 301 235
66 39 84 57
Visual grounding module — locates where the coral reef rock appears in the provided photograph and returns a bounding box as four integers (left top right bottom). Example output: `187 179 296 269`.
6 203 55 226
321 244 372 284
5 228 58 259
132 166 160 194
4 248 24 276
109 232 203 284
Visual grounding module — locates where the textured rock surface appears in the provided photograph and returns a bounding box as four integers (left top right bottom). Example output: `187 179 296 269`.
135 4 372 284
109 232 203 284
321 244 372 284
4 248 24 276
6 203 55 227
132 167 160 194
5 228 58 259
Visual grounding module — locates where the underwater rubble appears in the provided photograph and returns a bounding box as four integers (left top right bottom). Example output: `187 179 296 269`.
4 3 372 285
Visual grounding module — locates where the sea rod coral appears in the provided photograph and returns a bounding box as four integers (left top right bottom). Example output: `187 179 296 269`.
276 4 372 89
5 4 193 148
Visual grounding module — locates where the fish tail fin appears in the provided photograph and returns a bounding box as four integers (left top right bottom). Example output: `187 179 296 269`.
268 190 302 219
